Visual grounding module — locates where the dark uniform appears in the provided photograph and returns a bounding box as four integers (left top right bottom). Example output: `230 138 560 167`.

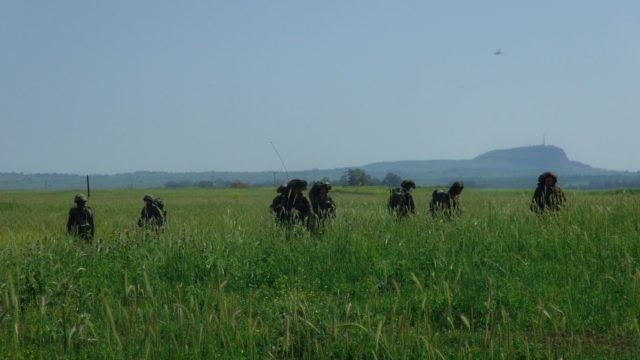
531 172 566 213
309 181 336 221
284 179 313 224
388 179 416 217
429 181 464 218
138 194 165 228
67 193 94 240
270 184 288 224
281 179 317 230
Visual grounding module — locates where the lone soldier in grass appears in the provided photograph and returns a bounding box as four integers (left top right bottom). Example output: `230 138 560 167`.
284 179 317 230
309 181 336 221
531 172 566 213
388 179 416 217
66 193 94 240
429 181 465 218
269 184 289 224
138 194 165 229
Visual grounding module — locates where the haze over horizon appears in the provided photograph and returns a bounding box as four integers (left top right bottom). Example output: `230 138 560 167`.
2 1 639 174
0 144 622 176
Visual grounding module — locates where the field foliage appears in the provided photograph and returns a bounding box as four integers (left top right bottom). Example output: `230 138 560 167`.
1 188 639 358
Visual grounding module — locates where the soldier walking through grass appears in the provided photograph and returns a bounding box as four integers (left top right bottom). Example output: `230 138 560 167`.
309 181 336 222
284 179 317 230
429 181 464 218
270 184 289 224
138 194 165 229
388 179 416 217
66 193 94 241
531 172 566 213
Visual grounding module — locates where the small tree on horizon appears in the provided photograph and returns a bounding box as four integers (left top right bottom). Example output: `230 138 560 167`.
340 168 379 186
382 172 403 187
229 180 250 189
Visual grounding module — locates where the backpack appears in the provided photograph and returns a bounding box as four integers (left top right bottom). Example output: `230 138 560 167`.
388 188 406 210
430 190 454 215
431 190 447 203
153 198 167 217
72 207 92 227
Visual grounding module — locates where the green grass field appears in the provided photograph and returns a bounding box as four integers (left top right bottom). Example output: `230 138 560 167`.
1 187 640 358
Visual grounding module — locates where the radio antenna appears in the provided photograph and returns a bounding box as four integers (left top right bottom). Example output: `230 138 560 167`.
270 141 289 180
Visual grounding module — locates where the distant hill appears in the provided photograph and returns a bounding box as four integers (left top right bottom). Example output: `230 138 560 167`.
2 145 639 190
473 145 593 171
361 145 607 184
364 145 593 173
359 145 640 188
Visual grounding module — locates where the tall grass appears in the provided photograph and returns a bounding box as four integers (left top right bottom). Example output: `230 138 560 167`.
1 188 639 358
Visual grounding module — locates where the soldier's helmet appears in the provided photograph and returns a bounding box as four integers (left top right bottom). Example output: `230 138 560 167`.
276 184 288 194
537 172 558 186
450 181 465 194
143 194 154 202
401 179 416 190
287 179 308 191
74 193 87 203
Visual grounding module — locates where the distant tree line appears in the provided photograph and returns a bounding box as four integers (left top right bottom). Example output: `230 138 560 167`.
165 169 408 189
165 179 250 189
334 169 405 187
163 171 640 190
567 176 640 190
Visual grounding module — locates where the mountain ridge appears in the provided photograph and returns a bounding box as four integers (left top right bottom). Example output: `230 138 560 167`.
361 145 598 174
1 145 639 190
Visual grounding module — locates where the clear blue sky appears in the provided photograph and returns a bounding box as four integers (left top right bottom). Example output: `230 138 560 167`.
1 1 639 174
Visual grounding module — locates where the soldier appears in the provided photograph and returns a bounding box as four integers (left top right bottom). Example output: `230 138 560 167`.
138 194 165 229
66 193 94 240
429 181 464 218
270 184 288 224
531 172 566 213
284 179 317 229
388 179 416 217
309 181 336 221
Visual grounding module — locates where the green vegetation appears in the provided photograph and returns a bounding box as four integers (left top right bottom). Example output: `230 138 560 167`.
1 188 639 358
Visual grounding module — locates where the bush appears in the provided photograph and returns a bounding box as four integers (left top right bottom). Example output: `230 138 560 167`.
229 179 249 188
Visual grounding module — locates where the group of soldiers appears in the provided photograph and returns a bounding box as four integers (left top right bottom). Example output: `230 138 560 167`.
67 171 567 240
66 194 166 240
268 171 567 228
386 179 466 218
269 179 336 231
